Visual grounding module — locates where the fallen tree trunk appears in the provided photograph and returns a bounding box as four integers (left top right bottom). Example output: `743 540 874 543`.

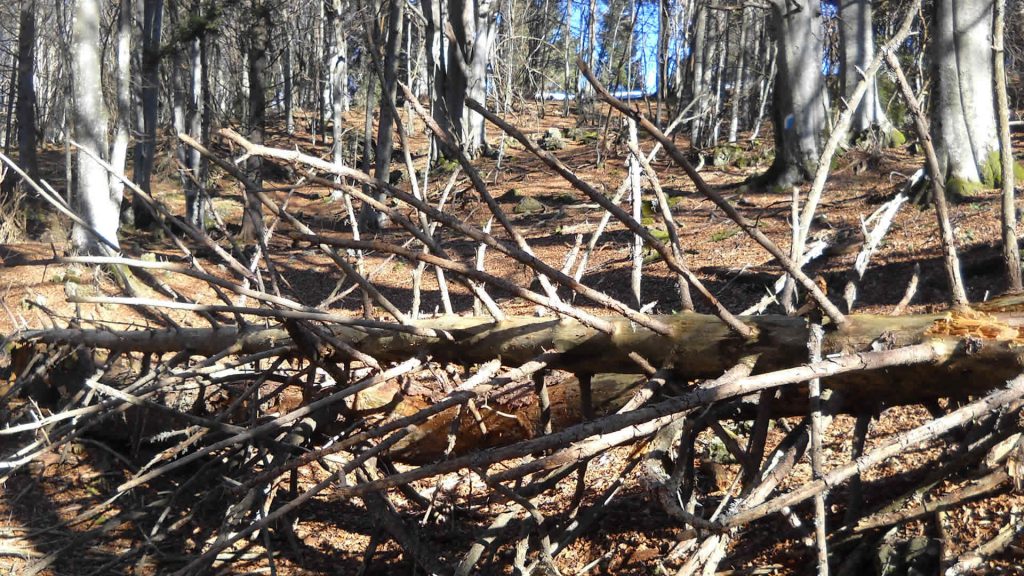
16 300 1024 416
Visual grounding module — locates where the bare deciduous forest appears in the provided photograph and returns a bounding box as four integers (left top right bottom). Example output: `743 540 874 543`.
1 0 1024 574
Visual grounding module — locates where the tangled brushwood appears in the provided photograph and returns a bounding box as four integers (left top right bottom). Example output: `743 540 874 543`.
2 67 1024 575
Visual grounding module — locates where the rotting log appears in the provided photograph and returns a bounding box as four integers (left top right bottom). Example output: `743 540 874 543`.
16 300 1024 414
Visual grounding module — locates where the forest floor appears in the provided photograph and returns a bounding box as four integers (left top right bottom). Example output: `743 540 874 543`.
1 101 1024 574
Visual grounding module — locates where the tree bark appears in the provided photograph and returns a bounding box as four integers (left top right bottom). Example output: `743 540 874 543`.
239 0 269 243
424 0 498 157
360 0 405 230
132 0 163 228
16 0 39 186
994 0 1022 291
71 0 118 254
108 0 132 215
727 6 749 143
929 0 1000 194
839 0 892 140
756 0 826 188
183 34 204 226
24 302 1024 413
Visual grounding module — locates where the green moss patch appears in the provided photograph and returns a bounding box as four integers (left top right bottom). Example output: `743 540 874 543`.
946 176 985 197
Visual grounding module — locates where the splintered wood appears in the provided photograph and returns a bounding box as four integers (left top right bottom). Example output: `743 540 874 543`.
926 309 1024 342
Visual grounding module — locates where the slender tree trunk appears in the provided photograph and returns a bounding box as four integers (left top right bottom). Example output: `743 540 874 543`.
284 23 294 135
16 0 39 186
199 14 212 217
689 2 706 143
994 0 1022 291
710 10 726 145
655 0 668 127
240 0 269 243
72 0 118 254
184 34 204 226
108 0 132 211
563 0 573 116
2 43 15 162
315 0 327 143
930 0 1000 194
330 0 348 171
727 6 748 143
329 0 350 116
360 0 405 230
586 0 597 88
132 0 163 228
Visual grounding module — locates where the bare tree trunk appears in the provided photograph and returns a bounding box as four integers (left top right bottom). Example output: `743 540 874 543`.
360 0 405 230
727 5 748 143
755 0 826 188
839 0 892 141
655 0 668 127
108 0 131 212
132 0 162 228
184 34 204 226
710 10 726 145
326 0 345 166
424 0 497 157
1 35 15 163
689 1 706 143
240 0 269 243
562 0 573 116
16 0 39 185
283 21 294 135
72 0 118 254
329 0 350 117
930 0 1000 194
994 0 1022 291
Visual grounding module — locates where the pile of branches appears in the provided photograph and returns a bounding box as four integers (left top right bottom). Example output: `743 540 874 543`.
3 45 1024 575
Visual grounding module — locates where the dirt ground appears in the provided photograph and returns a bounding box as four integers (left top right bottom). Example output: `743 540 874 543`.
1 102 1024 574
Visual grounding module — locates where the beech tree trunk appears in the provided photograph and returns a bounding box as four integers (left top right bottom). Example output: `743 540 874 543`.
424 0 498 157
929 0 1000 194
839 0 892 140
71 0 118 254
757 0 826 188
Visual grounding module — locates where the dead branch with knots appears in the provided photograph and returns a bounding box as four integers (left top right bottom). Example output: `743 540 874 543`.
3 62 1024 576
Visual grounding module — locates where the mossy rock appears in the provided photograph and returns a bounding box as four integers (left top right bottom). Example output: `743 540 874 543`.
542 191 576 205
888 128 907 147
567 127 599 144
433 157 459 173
539 128 566 151
513 196 545 214
712 144 742 167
